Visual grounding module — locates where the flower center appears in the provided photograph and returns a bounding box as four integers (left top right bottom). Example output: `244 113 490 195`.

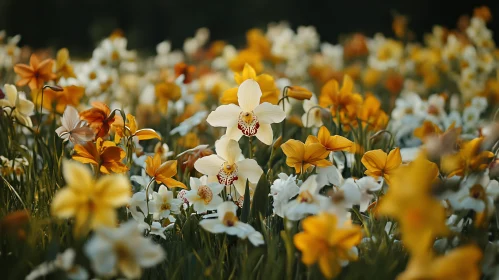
114 242 133 264
160 202 171 211
297 190 314 203
238 111 260 136
222 211 238 227
217 162 238 186
197 185 213 204
469 184 486 200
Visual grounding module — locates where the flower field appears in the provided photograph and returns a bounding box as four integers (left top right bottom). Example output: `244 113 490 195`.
1 6 499 280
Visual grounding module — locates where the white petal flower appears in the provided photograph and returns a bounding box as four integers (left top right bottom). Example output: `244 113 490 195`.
206 79 285 145
269 173 300 217
301 95 323 128
284 175 328 220
199 201 264 246
55 106 95 144
0 84 34 127
185 175 224 213
152 185 181 220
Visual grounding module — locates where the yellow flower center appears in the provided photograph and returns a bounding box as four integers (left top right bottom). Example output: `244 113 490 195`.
222 211 238 227
217 162 239 186
469 184 486 200
297 190 314 203
238 111 260 136
197 185 213 204
89 71 97 80
161 202 171 211
114 242 133 264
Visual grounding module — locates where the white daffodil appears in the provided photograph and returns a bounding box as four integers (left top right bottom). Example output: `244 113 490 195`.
154 142 174 161
284 175 328 221
0 84 34 127
128 191 149 222
355 176 382 211
447 172 499 216
199 201 264 246
269 173 300 217
84 221 165 279
206 79 286 145
316 165 343 187
152 185 181 220
55 106 95 144
185 175 224 213
301 94 323 128
194 137 263 197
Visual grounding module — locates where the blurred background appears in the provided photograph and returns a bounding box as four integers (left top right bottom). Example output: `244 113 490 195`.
0 0 497 55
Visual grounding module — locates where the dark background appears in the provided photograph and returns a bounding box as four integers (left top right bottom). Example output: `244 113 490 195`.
0 0 497 55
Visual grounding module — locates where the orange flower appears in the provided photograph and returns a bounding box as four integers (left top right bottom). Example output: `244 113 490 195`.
307 126 353 153
228 49 263 73
73 138 128 174
281 137 332 173
441 137 494 177
286 86 313 100
37 85 84 113
155 81 181 114
319 75 363 117
361 148 402 185
357 93 389 131
14 54 57 90
79 102 116 139
174 62 196 84
55 48 76 79
413 120 442 142
145 154 186 189
113 113 161 143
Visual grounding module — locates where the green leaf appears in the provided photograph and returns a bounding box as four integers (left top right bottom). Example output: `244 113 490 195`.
240 179 251 223
250 176 269 224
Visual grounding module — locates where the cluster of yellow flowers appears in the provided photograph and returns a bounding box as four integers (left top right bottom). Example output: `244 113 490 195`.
1 6 499 280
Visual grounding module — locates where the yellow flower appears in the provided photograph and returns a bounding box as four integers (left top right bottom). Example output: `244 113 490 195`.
155 81 181 114
356 93 389 131
221 63 279 105
441 137 494 177
286 86 313 100
228 49 263 74
413 120 442 141
377 154 448 257
178 132 201 149
246 29 272 60
294 212 362 279
281 137 331 173
145 153 186 189
73 138 129 174
113 113 161 143
307 126 353 152
361 148 402 185
51 160 131 236
398 245 482 280
319 75 363 117
55 48 76 79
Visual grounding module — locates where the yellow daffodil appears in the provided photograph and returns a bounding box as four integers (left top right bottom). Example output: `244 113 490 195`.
113 113 161 143
307 126 353 152
208 79 285 145
221 63 279 105
281 137 332 173
145 153 186 189
356 93 389 131
73 138 128 174
55 48 76 79
228 49 263 74
361 148 402 185
155 81 181 114
319 75 363 117
441 137 494 177
51 160 131 236
294 212 362 279
413 120 442 141
377 154 448 257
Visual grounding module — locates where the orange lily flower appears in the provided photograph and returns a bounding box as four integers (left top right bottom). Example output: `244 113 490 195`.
281 138 332 173
113 113 161 143
79 102 116 139
73 138 128 174
14 54 57 90
145 154 186 189
307 126 353 153
361 148 402 185
37 85 84 113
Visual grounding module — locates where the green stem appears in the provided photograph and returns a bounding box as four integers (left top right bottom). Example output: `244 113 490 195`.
145 177 156 224
248 136 253 159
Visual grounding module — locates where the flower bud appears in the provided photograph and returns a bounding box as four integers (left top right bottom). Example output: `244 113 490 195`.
287 86 313 100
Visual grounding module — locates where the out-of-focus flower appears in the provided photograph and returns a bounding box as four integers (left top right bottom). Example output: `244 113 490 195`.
199 201 264 246
185 175 224 213
170 111 207 136
269 173 300 217
177 144 213 170
56 106 94 144
154 142 174 161
319 75 362 118
145 153 186 189
228 49 263 74
73 138 128 174
174 62 196 84
25 248 88 280
284 175 327 220
84 221 164 279
55 48 76 79
154 81 181 114
79 101 116 139
208 79 285 145
194 137 263 196
441 137 494 177
221 63 280 105
151 185 181 219
361 148 402 185
38 84 84 113
294 212 362 279
14 54 56 90
51 160 131 236
0 84 34 127
281 137 331 173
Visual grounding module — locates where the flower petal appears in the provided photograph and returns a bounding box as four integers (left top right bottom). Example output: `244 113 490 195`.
194 155 224 176
237 158 263 183
253 102 286 124
255 123 273 145
238 79 262 112
206 104 242 127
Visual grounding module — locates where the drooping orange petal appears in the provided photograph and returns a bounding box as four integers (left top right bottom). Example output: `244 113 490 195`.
135 129 161 141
